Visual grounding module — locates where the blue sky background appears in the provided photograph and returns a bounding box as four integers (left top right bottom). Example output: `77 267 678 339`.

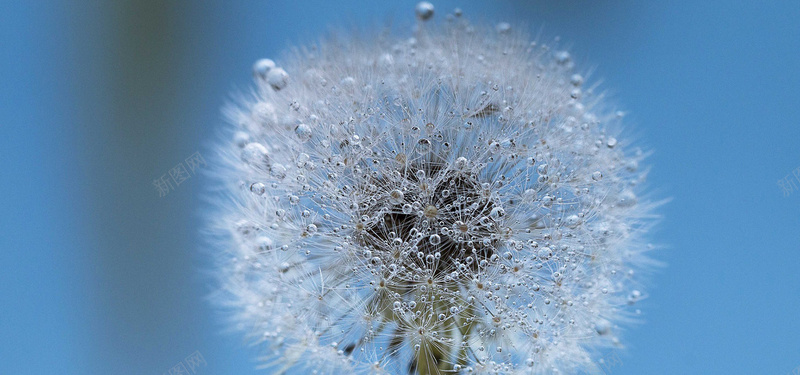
1 1 799 374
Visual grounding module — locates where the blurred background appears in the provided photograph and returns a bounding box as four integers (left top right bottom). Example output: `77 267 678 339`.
1 1 799 374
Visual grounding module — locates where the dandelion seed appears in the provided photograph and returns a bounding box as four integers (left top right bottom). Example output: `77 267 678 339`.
209 4 658 375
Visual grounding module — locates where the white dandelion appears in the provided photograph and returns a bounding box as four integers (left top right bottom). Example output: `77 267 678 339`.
209 4 659 375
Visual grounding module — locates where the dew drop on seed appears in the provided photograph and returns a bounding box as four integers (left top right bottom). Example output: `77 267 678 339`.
270 164 287 180
592 171 603 181
417 138 431 153
607 137 618 148
415 2 434 20
537 247 551 259
389 189 405 205
496 22 511 34
429 234 441 245
255 236 274 251
537 163 548 175
250 182 266 195
595 320 611 335
490 207 505 219
570 74 584 87
566 214 580 228
233 131 249 148
295 123 312 142
617 190 637 207
266 67 288 90
252 58 275 80
424 205 438 218
555 51 571 65
340 76 355 87
241 143 270 170
455 157 469 170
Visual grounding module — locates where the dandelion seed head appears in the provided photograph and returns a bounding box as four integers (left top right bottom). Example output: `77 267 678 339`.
210 4 658 374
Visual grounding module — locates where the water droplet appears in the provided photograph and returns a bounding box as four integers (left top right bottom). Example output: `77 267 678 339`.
415 2 434 20
570 74 584 87
241 143 270 170
455 157 469 171
490 207 505 219
555 51 571 65
526 358 535 367
266 67 288 90
340 76 355 87
255 236 273 252
233 131 249 148
489 141 501 154
389 189 404 205
592 171 603 181
565 214 581 228
537 247 551 259
270 164 287 179
429 234 441 245
295 123 312 142
250 182 266 195
496 22 511 34
417 138 431 152
424 205 438 218
252 58 275 80
595 320 611 335
617 190 637 207
607 137 618 148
